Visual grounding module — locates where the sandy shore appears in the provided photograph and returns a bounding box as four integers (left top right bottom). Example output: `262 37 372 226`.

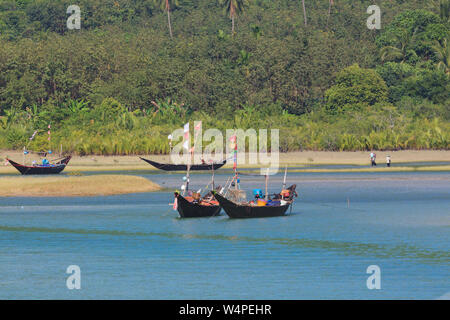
0 175 162 197
0 150 449 174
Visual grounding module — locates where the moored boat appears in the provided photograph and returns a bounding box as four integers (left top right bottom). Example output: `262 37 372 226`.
174 191 221 218
140 157 226 171
7 156 72 175
170 121 222 218
212 186 296 219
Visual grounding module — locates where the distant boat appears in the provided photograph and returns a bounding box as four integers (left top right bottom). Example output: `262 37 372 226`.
174 191 221 218
140 157 226 171
212 188 296 219
7 156 72 175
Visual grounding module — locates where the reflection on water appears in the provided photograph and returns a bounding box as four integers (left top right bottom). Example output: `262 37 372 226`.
0 225 448 265
0 171 449 299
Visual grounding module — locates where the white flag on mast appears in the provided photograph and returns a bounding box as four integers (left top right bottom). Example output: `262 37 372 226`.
183 122 189 150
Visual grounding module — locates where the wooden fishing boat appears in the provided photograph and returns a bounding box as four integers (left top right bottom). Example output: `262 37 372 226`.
174 192 221 218
212 191 294 219
140 157 226 171
7 156 72 175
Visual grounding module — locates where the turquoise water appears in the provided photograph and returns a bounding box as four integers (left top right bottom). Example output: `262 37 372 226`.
0 171 449 299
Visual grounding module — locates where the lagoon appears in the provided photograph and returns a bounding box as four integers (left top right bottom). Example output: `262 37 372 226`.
0 170 449 299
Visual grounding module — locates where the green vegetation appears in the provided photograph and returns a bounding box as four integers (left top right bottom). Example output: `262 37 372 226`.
0 0 448 154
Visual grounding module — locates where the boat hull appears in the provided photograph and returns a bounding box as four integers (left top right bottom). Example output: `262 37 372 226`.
7 156 71 175
213 192 291 219
175 193 221 218
140 157 226 171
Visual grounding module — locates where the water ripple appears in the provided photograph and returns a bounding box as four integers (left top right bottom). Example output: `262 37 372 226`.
1 225 448 265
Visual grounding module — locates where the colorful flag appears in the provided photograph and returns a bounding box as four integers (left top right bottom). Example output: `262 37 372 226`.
173 197 178 211
230 135 237 170
183 122 190 150
183 122 189 139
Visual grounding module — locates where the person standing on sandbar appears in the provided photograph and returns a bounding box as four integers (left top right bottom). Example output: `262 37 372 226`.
370 152 377 167
386 155 391 167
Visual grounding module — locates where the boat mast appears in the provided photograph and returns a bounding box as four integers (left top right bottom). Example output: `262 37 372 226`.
182 155 191 196
232 134 238 189
282 165 287 190
47 124 51 153
265 168 269 201
182 122 191 196
184 147 193 196
185 163 190 195
211 162 215 191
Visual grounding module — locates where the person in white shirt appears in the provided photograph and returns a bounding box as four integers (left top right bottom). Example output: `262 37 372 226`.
370 152 376 167
386 155 391 167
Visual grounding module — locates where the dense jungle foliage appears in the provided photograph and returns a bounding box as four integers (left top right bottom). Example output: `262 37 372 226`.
0 0 449 154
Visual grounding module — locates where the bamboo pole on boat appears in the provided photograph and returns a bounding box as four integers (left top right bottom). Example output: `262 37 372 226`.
182 161 191 197
185 163 190 195
232 134 238 190
184 149 192 196
48 124 51 153
282 165 287 190
211 162 215 191
265 168 269 201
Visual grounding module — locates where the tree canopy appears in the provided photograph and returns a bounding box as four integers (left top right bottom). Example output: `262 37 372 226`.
0 0 448 153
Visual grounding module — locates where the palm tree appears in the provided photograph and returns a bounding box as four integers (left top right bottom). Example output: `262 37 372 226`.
301 0 307 27
427 0 450 22
218 0 248 35
439 0 450 23
432 37 450 75
380 28 418 63
326 0 333 27
154 0 179 39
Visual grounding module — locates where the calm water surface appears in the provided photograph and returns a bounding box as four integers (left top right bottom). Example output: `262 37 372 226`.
0 171 449 299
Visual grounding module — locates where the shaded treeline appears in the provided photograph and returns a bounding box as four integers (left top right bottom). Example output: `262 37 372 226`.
0 0 448 154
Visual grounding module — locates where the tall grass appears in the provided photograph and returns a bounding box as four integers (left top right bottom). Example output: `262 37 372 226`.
1 100 448 155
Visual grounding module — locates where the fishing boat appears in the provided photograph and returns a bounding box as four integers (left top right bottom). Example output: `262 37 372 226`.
212 190 295 219
172 156 223 218
7 156 72 175
140 157 226 171
6 125 71 175
174 191 221 218
213 135 298 219
170 121 223 218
